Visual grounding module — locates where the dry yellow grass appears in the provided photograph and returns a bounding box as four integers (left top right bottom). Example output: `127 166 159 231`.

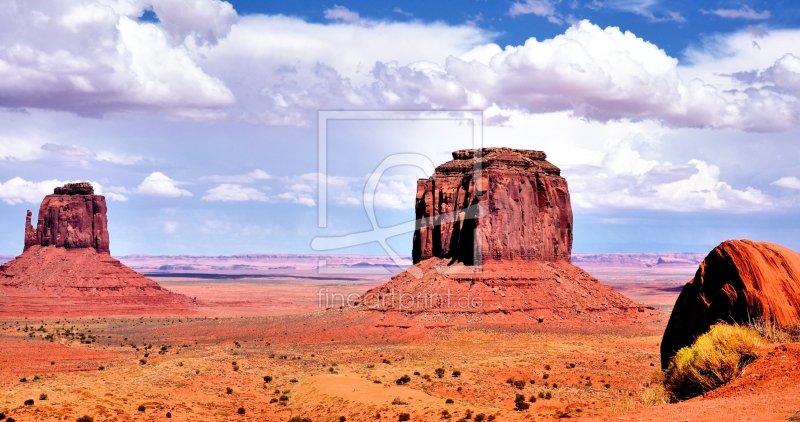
664 323 766 401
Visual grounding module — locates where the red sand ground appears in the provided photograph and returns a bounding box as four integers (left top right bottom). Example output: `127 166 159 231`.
1 262 797 421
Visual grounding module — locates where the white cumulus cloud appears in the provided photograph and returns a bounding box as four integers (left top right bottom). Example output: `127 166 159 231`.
0 0 236 117
567 141 771 212
324 5 361 23
133 172 192 197
771 176 800 190
200 169 273 183
202 184 267 201
509 0 562 24
0 177 104 205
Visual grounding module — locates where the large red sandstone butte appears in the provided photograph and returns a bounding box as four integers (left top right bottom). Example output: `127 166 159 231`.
0 183 194 317
363 148 645 319
661 239 800 368
413 148 572 264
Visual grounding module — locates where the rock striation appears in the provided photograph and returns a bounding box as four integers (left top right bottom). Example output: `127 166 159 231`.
661 239 800 368
362 148 650 322
413 147 572 265
24 182 109 253
1 182 194 317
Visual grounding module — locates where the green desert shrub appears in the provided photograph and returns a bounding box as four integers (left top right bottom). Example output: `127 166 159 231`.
237 407 245 415
76 416 93 422
514 393 529 411
445 398 454 404
435 368 445 378
395 375 411 385
513 379 526 390
263 375 273 383
398 413 411 421
24 399 34 406
664 323 766 401
287 417 311 422
451 370 461 377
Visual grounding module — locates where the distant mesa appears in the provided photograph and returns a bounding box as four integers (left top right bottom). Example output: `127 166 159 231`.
1 182 194 317
362 148 649 320
661 239 800 368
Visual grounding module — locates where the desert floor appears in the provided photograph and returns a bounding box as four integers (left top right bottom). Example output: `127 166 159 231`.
1 264 798 421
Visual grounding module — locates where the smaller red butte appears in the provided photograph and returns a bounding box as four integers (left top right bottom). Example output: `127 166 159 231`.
1 182 194 317
24 182 110 253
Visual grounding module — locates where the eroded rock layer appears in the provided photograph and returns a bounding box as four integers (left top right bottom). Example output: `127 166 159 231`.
413 147 572 265
661 239 800 368
24 182 109 253
360 258 646 321
364 148 650 322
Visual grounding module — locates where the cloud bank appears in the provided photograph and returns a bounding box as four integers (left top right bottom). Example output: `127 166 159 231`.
0 0 235 117
4 3 800 133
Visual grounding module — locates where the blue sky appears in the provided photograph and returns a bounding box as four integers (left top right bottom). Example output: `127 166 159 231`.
2 0 800 257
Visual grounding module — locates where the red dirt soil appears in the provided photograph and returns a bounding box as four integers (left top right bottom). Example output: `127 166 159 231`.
586 343 800 422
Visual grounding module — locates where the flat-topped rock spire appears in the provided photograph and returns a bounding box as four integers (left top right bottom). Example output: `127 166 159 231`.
24 182 110 254
413 147 572 265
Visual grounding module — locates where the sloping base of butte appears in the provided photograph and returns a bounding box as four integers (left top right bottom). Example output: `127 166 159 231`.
359 258 653 324
0 246 196 317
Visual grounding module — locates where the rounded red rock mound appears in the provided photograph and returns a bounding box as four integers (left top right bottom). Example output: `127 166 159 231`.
661 239 800 368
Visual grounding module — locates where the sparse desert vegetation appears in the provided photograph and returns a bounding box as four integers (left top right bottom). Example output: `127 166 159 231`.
0 313 685 421
663 323 766 401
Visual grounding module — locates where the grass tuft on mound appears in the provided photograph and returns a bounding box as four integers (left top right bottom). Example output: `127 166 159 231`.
664 323 765 401
747 318 800 343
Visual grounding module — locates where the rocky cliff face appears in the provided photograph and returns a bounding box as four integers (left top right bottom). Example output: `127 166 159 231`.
1 182 195 317
661 240 800 368
24 182 110 253
413 147 572 265
359 148 654 323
